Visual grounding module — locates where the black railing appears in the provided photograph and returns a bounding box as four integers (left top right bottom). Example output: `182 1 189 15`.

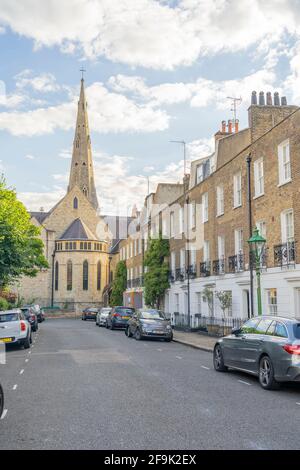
175 268 185 281
249 247 268 270
168 271 175 283
187 264 197 278
200 261 211 277
274 241 296 267
228 253 244 273
212 258 225 275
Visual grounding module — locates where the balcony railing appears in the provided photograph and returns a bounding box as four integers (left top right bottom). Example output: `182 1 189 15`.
228 253 244 273
127 277 144 289
212 258 225 275
168 271 175 283
200 261 211 277
186 264 197 278
249 247 268 269
274 241 296 267
175 268 185 281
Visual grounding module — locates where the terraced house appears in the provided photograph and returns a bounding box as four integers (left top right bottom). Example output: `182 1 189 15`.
164 91 300 330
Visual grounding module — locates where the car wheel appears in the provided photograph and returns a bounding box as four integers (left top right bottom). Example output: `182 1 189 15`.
29 333 32 344
126 326 133 338
259 355 280 390
213 344 228 372
23 334 31 350
0 383 4 419
110 323 114 330
164 337 172 342
135 329 143 341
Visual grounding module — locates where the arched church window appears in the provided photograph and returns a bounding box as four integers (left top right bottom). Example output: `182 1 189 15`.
67 260 72 291
82 162 86 166
73 197 78 209
97 261 101 291
55 261 59 291
82 187 88 197
83 260 88 290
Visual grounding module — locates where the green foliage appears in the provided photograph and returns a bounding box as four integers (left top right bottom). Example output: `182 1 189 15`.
143 233 170 308
0 297 9 311
110 260 127 306
202 287 214 315
0 176 49 287
215 290 232 318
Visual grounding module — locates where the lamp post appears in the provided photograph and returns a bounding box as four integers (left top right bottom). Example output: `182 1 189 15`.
247 228 266 316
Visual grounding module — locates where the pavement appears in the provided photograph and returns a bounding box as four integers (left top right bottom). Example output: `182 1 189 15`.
1 318 300 450
173 330 216 352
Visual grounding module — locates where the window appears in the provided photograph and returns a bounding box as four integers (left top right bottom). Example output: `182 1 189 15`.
278 139 291 185
255 318 273 334
202 193 208 222
256 221 266 239
281 209 294 243
180 248 185 270
189 247 196 266
196 159 210 184
240 318 260 334
67 260 72 291
55 261 59 291
170 212 175 237
196 292 202 314
179 207 184 234
171 251 176 272
203 240 210 262
216 186 224 216
267 288 277 315
233 172 242 208
174 293 180 312
274 322 288 338
218 235 225 259
234 229 243 254
73 197 78 209
83 260 89 290
254 158 264 197
97 261 101 291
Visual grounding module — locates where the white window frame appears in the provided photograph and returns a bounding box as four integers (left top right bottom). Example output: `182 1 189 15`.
202 193 208 223
218 235 225 259
216 185 224 216
254 158 264 198
233 172 242 208
180 248 185 270
179 207 184 234
278 139 291 186
281 209 294 243
234 229 243 255
203 240 210 262
266 288 278 315
170 212 175 238
170 251 176 273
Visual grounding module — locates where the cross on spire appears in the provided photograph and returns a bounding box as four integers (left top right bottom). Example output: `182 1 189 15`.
80 67 86 80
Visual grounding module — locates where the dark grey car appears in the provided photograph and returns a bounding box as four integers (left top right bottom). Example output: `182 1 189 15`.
125 309 173 341
213 316 300 390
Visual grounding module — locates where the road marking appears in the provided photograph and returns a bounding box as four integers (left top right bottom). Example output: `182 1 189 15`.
157 348 162 352
238 379 251 386
176 356 182 360
12 384 18 390
1 409 8 420
20 369 24 375
28 351 31 354
25 358 29 363
201 365 210 370
296 402 300 406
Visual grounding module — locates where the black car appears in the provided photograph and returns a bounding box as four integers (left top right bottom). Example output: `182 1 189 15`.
24 304 45 323
20 307 38 332
106 307 135 330
125 309 173 341
82 307 98 321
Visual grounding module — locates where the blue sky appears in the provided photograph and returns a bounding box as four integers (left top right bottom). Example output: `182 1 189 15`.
0 0 299 214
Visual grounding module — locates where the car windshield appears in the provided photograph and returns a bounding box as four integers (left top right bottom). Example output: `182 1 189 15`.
140 310 164 320
21 309 30 317
115 308 134 316
293 323 300 339
0 313 19 322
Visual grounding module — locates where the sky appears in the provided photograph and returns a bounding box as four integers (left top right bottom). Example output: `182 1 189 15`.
0 0 300 215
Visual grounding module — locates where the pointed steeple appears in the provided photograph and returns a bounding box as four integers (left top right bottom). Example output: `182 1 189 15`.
68 78 99 210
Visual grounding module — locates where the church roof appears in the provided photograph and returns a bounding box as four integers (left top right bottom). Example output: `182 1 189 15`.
30 211 49 224
59 218 97 241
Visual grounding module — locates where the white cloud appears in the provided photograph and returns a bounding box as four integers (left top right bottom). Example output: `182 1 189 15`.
15 70 60 93
25 154 35 160
0 1 299 70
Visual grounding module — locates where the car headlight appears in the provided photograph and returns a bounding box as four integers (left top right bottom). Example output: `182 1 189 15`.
166 325 172 330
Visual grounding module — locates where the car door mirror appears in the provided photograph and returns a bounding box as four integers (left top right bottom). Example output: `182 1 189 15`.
232 327 241 336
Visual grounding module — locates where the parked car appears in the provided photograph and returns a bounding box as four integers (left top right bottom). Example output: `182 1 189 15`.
0 310 32 349
27 304 45 323
96 307 112 327
213 315 300 390
106 307 135 330
82 307 98 321
0 382 3 419
125 309 173 342
21 307 38 332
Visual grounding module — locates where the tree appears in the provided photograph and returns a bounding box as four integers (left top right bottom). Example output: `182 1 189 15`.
143 233 170 309
110 260 127 306
0 176 48 288
215 290 232 318
202 287 214 316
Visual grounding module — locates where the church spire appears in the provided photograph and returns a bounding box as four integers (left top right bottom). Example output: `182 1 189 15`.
68 78 99 210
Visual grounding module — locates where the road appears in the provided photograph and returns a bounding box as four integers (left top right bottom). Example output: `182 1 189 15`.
0 318 300 450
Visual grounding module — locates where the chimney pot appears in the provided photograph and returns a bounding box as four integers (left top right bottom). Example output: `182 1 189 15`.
274 92 280 106
221 120 226 132
281 96 287 106
266 91 272 106
259 91 265 106
234 119 239 133
228 119 233 133
251 91 257 105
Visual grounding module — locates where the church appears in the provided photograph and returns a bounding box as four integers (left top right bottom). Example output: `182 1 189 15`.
14 78 126 311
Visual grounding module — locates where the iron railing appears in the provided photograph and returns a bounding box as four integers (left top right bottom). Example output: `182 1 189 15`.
200 261 211 277
187 264 197 278
175 268 185 281
212 258 225 275
274 241 296 267
228 253 244 273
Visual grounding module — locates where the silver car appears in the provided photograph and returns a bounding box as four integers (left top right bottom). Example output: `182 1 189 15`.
213 316 300 390
96 307 112 327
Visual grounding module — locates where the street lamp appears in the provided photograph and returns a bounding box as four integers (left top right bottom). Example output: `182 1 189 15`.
247 227 266 316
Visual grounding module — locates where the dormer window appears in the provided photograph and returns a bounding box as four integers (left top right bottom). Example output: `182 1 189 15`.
73 197 78 209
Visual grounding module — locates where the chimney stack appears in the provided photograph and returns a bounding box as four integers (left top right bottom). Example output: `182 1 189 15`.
259 91 265 105
266 91 272 106
234 119 239 133
281 96 287 106
251 91 257 105
274 92 280 106
228 119 233 133
221 120 226 133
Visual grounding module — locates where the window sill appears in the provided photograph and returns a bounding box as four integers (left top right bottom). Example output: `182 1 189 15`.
277 178 292 188
233 204 242 210
216 212 224 218
253 193 264 200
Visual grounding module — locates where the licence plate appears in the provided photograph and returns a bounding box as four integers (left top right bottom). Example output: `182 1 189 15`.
154 330 164 334
0 337 13 343
122 316 129 320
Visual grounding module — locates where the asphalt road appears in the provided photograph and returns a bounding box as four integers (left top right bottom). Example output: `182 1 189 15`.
1 318 300 450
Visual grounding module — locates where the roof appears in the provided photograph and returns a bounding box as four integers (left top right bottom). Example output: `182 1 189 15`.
30 211 49 224
103 215 135 254
59 218 97 241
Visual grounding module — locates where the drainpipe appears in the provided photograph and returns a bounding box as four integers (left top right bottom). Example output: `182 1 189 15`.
246 155 254 317
186 195 191 329
51 250 56 308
